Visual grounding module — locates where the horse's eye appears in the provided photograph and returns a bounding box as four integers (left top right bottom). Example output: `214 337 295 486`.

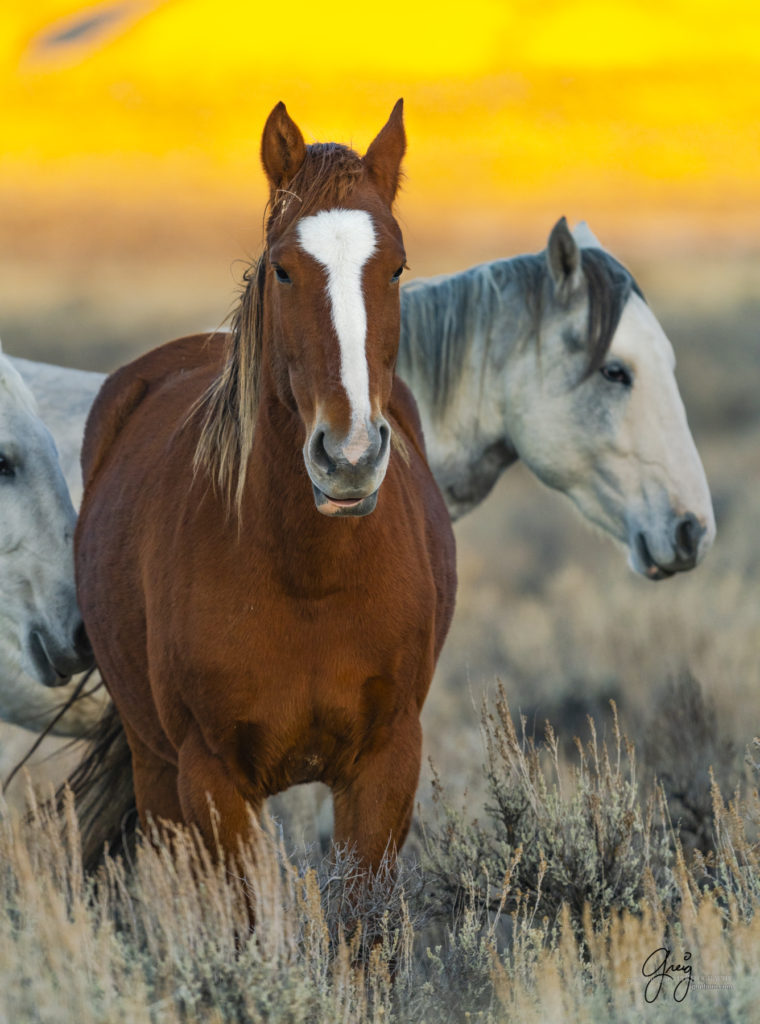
273 264 291 284
0 455 15 478
390 265 405 284
600 362 633 387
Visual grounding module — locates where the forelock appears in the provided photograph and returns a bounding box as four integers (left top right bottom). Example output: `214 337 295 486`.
580 247 644 378
268 143 366 229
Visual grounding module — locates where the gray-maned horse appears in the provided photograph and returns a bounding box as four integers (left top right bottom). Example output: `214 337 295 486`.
2 218 714 739
0 349 95 737
398 217 715 574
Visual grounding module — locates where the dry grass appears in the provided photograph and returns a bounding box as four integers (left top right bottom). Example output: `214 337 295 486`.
2 697 760 1022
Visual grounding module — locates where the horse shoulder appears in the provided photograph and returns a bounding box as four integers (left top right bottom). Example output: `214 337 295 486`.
81 371 149 489
81 333 226 488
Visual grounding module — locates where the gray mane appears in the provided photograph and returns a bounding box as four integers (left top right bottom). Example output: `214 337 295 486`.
398 246 643 418
399 256 542 417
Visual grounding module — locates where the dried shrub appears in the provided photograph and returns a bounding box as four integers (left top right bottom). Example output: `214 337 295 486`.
421 684 677 936
639 670 738 856
2 716 760 1021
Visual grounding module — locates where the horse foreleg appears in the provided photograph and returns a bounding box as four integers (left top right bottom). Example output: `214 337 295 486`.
125 721 183 832
177 719 260 859
331 713 422 873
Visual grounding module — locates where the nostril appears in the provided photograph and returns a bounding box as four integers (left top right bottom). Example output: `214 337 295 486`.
73 620 92 658
377 422 390 461
309 430 336 474
674 513 702 561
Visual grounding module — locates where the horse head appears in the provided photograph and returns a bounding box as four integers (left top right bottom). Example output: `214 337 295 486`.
0 352 93 694
505 217 715 579
259 101 407 516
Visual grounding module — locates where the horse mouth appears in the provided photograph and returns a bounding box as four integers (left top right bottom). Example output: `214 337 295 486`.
28 631 73 688
311 484 379 517
635 533 675 581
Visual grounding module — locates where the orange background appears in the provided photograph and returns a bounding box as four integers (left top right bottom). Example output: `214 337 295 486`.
3 0 759 251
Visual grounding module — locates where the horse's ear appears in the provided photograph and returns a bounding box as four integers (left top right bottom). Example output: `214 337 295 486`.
572 220 604 250
261 102 307 191
363 99 406 205
547 216 582 299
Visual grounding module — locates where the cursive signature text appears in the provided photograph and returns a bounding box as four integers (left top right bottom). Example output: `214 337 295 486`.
642 947 692 1002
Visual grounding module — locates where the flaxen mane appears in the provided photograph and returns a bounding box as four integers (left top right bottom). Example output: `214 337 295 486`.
193 143 369 516
191 254 267 515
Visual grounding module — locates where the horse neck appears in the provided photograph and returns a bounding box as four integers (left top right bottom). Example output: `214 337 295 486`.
397 256 542 519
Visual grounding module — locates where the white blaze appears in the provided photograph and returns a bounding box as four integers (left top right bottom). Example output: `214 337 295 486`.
297 209 377 460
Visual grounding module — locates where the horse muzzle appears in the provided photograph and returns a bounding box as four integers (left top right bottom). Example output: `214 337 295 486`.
304 416 390 517
28 620 95 687
628 511 714 581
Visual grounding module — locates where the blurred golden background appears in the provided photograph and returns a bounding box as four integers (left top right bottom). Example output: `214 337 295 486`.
5 0 759 225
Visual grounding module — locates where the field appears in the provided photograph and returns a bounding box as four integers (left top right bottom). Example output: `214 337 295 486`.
0 195 759 1021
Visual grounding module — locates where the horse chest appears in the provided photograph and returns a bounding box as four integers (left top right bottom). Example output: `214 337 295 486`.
232 697 395 793
183 579 433 793
196 587 431 711
183 510 437 667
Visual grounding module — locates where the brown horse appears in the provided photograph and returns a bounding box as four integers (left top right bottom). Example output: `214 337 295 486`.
74 102 456 872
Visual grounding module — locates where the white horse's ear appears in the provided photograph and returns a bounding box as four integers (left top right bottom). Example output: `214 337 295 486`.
547 217 582 299
572 221 604 250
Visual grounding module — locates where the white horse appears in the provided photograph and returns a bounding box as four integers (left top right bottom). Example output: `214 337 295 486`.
2 219 714 738
398 218 715 576
0 348 97 737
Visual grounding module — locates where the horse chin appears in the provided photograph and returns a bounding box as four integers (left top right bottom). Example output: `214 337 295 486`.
311 484 379 517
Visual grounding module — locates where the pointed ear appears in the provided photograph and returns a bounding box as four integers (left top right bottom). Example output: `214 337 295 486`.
547 216 582 299
362 99 406 205
572 220 604 250
260 102 307 191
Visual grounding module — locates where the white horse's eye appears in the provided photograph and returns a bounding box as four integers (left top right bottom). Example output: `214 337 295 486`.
0 456 14 477
600 362 633 387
